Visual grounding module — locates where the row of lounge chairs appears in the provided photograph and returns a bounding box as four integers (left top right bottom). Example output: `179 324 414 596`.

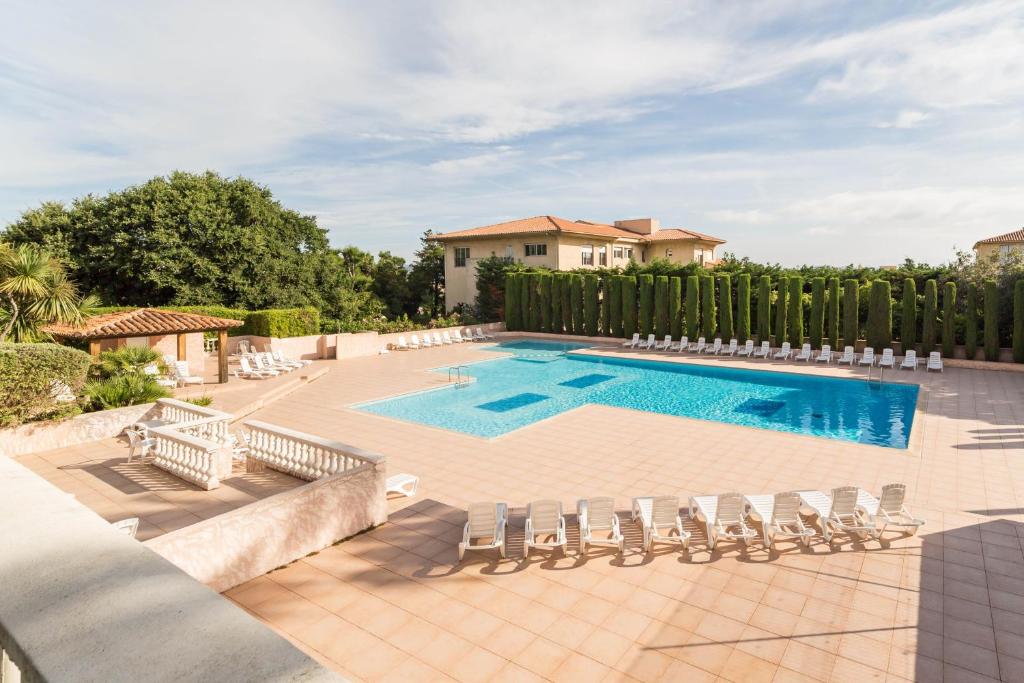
234 350 312 380
459 483 924 560
622 333 944 371
392 328 494 350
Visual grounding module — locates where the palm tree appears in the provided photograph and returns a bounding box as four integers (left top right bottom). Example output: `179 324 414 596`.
0 244 95 342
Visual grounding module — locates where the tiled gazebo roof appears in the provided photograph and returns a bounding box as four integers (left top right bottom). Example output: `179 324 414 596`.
44 308 244 340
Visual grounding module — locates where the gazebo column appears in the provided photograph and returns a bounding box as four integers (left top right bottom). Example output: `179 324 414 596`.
88 340 101 357
177 334 187 362
218 329 228 383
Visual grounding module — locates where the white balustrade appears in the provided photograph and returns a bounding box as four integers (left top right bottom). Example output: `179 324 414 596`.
149 426 230 490
243 420 384 481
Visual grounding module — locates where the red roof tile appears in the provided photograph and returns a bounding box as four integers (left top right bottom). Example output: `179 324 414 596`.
975 228 1024 247
433 215 726 244
44 308 244 340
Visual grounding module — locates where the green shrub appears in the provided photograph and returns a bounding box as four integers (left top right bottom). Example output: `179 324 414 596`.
559 273 572 334
685 275 700 340
842 279 858 347
775 277 788 344
984 279 999 361
669 277 683 339
622 276 638 338
718 274 734 340
965 283 978 360
921 279 937 355
736 274 751 342
0 342 92 426
583 275 599 336
527 274 540 331
95 346 162 378
827 277 841 349
571 275 584 335
609 276 624 337
549 274 562 334
901 278 916 352
787 277 804 347
600 278 611 336
942 282 957 359
654 276 669 337
246 307 320 338
504 274 519 330
185 395 213 407
809 277 825 349
538 273 553 333
701 275 716 338
638 274 654 336
83 374 171 411
1015 280 1024 363
757 275 771 342
866 280 892 351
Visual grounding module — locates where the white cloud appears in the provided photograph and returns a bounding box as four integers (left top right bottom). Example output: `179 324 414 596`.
875 110 930 129
705 209 772 225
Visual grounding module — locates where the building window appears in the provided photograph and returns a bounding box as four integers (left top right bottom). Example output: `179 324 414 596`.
598 246 607 266
581 245 594 266
624 248 634 260
524 243 547 257
505 245 514 260
454 247 469 267
664 248 673 258
613 247 624 259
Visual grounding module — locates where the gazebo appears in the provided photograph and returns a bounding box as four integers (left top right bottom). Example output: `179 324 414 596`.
45 308 244 383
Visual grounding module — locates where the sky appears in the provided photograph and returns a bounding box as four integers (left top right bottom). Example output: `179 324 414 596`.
2 0 1023 265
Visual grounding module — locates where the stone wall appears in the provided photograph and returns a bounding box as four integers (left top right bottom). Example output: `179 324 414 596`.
0 402 157 458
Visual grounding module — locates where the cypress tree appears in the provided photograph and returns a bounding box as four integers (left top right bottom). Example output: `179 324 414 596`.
638 274 654 336
809 277 825 349
654 276 669 338
942 281 957 358
504 273 519 330
560 273 572 335
520 273 531 332
757 275 771 342
622 276 638 338
827 277 841 349
965 282 978 360
609 276 624 338
685 275 700 340
901 278 916 352
701 274 717 338
538 273 552 333
571 275 584 335
921 279 937 355
984 279 999 361
866 280 892 351
737 273 751 342
1014 280 1024 363
550 274 562 334
583 275 599 336
669 276 683 339
775 277 788 345
718 274 734 340
842 279 858 348
600 278 611 336
526 274 540 331
787 277 803 347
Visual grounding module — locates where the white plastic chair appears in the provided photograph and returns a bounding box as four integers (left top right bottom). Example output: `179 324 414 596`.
394 335 410 350
524 500 567 556
899 350 918 370
475 327 494 341
753 341 771 358
622 333 640 348
690 493 758 549
688 337 706 353
856 484 925 536
773 342 792 360
458 502 507 561
762 492 814 548
578 497 624 554
703 338 722 354
859 348 876 366
432 332 445 346
878 348 895 369
386 473 419 497
418 332 432 347
632 496 689 552
638 333 657 350
442 331 454 345
736 340 755 357
172 360 204 386
826 487 878 542
234 357 272 379
926 352 943 372
272 350 306 368
815 345 832 363
670 336 688 352
125 429 155 464
836 346 856 365
794 343 812 361
654 335 672 351
721 339 738 356
451 330 465 343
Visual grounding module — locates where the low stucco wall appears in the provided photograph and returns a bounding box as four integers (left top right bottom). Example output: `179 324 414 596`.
145 461 388 593
228 334 332 360
0 402 157 458
337 322 505 359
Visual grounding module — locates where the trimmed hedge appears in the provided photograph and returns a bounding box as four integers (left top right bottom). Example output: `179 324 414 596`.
622 276 638 338
0 343 92 427
1015 280 1024 363
843 279 858 348
685 275 700 340
583 275 599 336
965 282 978 360
757 275 771 342
984 279 999 361
921 279 937 355
669 276 683 339
550 274 562 334
654 276 669 338
719 274 734 340
736 273 750 343
828 277 841 349
942 282 957 359
638 274 654 337
809 277 825 349
504 274 520 330
600 278 611 336
775 276 788 345
526 274 540 332
609 276 624 338
246 307 320 338
538 273 552 333
787 277 803 347
866 280 892 351
700 275 716 339
901 278 916 351
570 275 584 335
559 273 572 335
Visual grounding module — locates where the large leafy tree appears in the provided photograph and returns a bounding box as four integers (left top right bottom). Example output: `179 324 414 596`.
408 230 445 317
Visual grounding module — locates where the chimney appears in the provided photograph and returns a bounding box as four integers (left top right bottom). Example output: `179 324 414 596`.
614 218 660 236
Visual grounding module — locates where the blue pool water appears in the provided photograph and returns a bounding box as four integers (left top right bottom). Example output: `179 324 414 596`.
357 341 918 447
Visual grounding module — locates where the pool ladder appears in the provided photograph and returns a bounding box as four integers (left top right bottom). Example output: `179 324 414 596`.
866 364 884 385
448 365 470 388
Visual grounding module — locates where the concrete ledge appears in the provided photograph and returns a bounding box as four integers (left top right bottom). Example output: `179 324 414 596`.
0 402 157 458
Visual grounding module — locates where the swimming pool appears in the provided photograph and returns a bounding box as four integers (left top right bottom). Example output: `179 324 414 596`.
356 340 918 447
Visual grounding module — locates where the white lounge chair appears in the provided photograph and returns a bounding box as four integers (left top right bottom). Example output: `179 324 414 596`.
794 343 813 361
432 332 445 346
632 496 689 552
458 502 507 561
622 333 640 348
826 486 878 541
859 348 876 366
815 345 832 363
720 339 738 356
878 348 896 369
172 360 204 386
753 341 771 359
856 484 925 536
736 340 755 357
273 350 308 368
899 350 918 370
578 497 624 554
654 335 672 351
261 352 294 372
112 517 140 538
524 500 567 556
836 345 856 365
442 331 454 344
638 333 657 350
475 327 495 341
747 492 814 549
688 337 706 353
773 342 792 360
393 335 411 351
926 352 943 372
386 473 419 497
670 336 688 352
235 357 274 379
704 338 722 354
451 330 466 343
143 363 177 388
689 493 758 549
